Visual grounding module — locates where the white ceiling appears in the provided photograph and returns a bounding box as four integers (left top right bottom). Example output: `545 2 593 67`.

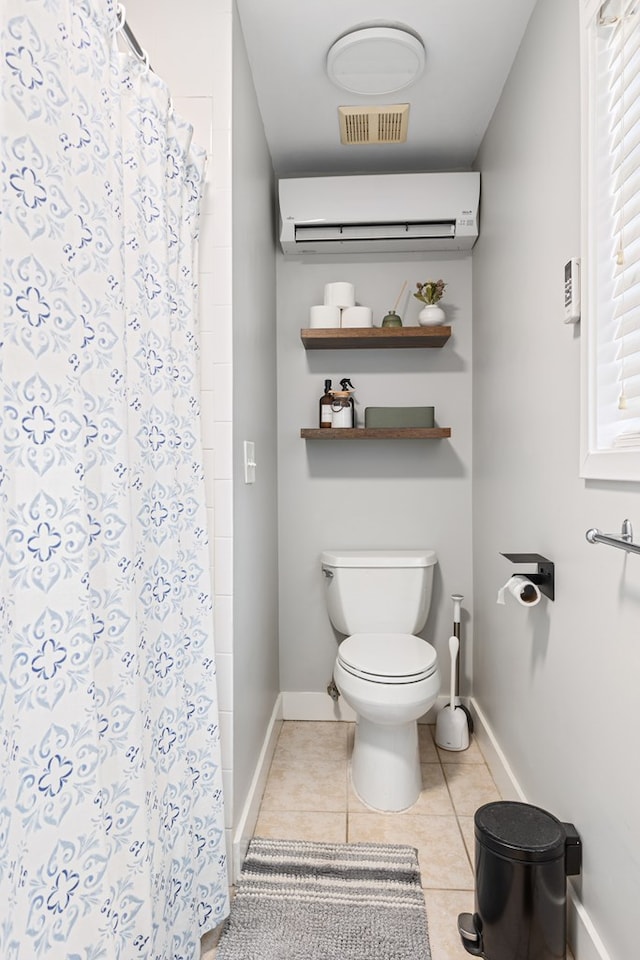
235 0 538 178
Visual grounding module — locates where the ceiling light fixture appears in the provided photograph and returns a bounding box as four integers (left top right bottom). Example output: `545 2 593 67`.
326 27 426 96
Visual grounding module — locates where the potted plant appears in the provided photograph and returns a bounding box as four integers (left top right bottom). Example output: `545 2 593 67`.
414 280 447 326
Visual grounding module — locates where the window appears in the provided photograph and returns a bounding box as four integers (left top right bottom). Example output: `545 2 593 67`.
580 0 640 480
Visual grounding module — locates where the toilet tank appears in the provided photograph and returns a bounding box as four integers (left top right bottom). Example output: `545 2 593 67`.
321 549 437 636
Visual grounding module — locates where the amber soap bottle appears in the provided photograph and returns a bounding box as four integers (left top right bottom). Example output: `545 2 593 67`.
319 379 333 427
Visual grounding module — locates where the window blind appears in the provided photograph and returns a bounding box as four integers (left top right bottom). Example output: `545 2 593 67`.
599 1 640 447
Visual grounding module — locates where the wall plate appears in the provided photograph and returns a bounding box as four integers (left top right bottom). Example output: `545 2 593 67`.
243 440 256 484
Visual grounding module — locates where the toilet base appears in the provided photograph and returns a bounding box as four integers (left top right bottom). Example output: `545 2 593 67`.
351 717 422 812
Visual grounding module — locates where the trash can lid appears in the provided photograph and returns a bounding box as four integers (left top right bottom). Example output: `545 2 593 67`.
474 801 567 863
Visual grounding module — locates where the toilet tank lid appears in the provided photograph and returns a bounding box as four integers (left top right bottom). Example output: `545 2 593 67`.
321 549 437 568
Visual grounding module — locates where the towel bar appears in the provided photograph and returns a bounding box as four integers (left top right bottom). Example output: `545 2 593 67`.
585 519 640 555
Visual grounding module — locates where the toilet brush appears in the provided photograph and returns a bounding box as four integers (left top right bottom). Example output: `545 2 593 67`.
435 635 470 751
451 593 474 733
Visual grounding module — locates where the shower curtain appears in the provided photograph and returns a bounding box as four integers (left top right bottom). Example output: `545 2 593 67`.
0 1 229 957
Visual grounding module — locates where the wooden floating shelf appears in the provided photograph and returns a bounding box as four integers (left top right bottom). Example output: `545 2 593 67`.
300 427 452 440
300 326 451 349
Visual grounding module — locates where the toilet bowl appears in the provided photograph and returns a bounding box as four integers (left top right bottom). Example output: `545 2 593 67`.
321 549 440 812
334 632 439 810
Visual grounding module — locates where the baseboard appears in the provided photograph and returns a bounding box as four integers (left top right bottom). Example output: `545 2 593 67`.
232 695 283 883
467 698 525 802
280 690 448 723
469 698 611 960
281 690 356 721
567 892 613 960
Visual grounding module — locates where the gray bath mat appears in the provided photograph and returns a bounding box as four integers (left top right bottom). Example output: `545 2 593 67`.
216 836 431 960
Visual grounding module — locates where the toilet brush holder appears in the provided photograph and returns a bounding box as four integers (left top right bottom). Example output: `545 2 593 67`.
435 636 469 751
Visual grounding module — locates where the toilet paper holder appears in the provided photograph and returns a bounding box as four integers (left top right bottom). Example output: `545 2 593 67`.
500 553 555 601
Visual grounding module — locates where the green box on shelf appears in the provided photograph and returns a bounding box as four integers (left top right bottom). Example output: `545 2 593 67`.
364 406 435 428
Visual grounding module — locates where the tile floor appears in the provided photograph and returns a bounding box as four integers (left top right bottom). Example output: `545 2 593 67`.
204 720 575 960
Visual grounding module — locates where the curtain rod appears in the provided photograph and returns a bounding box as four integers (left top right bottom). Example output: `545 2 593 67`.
599 1 637 25
117 4 153 71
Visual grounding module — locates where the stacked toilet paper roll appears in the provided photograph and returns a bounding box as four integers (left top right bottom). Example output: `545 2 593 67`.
324 282 355 307
496 575 541 607
309 305 341 328
341 306 373 328
309 282 373 328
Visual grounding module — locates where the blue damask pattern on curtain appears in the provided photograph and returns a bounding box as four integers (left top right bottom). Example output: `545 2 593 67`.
0 1 229 957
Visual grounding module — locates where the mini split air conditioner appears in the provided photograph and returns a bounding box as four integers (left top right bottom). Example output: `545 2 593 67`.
278 172 480 255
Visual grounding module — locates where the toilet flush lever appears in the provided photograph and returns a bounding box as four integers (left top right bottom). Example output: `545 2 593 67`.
322 567 334 579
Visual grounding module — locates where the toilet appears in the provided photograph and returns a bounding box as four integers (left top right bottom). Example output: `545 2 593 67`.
321 548 440 812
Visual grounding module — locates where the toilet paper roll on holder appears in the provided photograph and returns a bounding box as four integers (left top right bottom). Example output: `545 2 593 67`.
500 553 555 601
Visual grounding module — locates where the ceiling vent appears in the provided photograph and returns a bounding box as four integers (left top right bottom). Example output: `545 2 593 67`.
338 104 409 145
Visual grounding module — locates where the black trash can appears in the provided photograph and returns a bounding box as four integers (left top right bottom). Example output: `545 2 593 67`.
458 801 581 960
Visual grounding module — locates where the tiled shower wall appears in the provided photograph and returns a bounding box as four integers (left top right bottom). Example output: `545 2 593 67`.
191 3 235 862
195 3 234 863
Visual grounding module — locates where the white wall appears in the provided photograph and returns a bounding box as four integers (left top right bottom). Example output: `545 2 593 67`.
276 256 474 703
231 7 280 823
473 1 640 958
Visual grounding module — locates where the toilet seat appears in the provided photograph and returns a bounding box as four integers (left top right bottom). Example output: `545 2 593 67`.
337 632 437 684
